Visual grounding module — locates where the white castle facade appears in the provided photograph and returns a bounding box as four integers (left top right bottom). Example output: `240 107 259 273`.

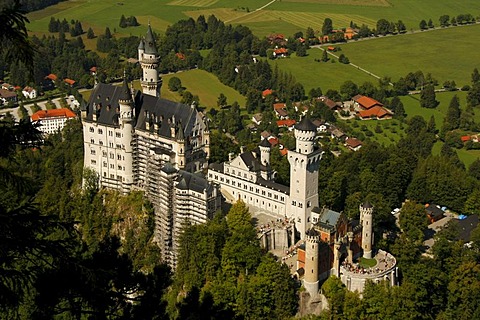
208 117 322 239
82 25 220 268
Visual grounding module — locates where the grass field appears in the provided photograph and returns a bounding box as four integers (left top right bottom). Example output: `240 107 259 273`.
269 48 374 92
336 24 480 87
27 0 480 39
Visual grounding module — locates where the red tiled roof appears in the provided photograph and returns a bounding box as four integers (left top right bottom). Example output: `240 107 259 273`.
274 48 288 54
23 86 35 92
280 148 288 156
273 103 286 110
31 108 76 121
46 74 57 81
358 106 390 118
461 136 471 142
355 95 383 109
346 137 362 148
268 137 279 147
64 78 75 85
276 119 296 127
89 66 97 72
262 89 273 97
0 88 17 98
176 52 186 60
276 109 288 117
318 96 337 109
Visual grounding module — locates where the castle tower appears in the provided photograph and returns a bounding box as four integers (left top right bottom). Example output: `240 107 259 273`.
139 24 161 97
304 228 320 297
118 77 134 191
288 117 322 239
176 122 186 169
360 201 374 259
259 138 271 180
333 239 341 277
204 119 210 162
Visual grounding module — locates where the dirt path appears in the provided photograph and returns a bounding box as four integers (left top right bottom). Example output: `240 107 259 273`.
225 0 276 24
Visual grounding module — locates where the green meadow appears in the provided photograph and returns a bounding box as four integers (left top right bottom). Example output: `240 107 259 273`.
27 0 480 38
269 48 374 93
336 24 480 87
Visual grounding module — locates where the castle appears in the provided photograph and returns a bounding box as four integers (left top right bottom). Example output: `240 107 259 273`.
81 25 221 268
208 116 322 239
208 120 397 295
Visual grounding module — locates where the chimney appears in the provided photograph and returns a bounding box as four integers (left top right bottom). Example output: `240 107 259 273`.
228 152 234 162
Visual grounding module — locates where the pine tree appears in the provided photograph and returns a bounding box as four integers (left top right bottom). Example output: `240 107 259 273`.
87 27 95 39
445 95 461 130
321 49 329 62
105 27 112 39
472 68 480 85
119 15 127 28
420 84 439 108
48 17 59 33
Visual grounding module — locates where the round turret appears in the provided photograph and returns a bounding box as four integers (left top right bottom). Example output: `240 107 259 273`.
304 228 320 297
259 138 271 166
360 202 374 259
294 117 316 154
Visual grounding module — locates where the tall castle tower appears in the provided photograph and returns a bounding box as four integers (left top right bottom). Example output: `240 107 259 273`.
304 228 320 297
118 77 134 191
259 138 271 180
288 117 322 238
360 202 374 259
139 24 161 97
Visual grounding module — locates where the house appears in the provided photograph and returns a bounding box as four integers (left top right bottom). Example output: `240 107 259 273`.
330 128 345 140
262 89 274 98
46 74 57 82
353 95 383 110
89 66 97 74
312 119 328 133
425 204 445 224
273 103 288 119
260 130 271 140
1 83 13 91
252 113 263 125
358 106 392 119
461 135 471 142
279 148 288 156
268 136 279 147
31 108 77 135
345 137 363 151
0 89 18 105
22 86 37 99
276 119 296 129
317 96 339 111
64 78 76 87
273 48 288 58
268 33 287 46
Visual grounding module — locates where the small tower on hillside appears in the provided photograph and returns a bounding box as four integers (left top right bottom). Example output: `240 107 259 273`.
304 228 320 297
139 24 161 97
204 119 210 162
288 117 322 239
360 201 374 259
259 138 271 180
118 76 134 191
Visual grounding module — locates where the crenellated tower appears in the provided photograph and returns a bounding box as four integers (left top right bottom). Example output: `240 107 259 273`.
139 24 161 97
304 228 320 297
259 138 272 180
288 117 322 239
360 201 374 259
118 77 134 191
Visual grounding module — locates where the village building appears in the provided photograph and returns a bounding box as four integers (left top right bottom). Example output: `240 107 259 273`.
22 86 37 99
31 108 77 135
353 95 392 120
81 25 220 268
345 137 363 151
0 89 17 105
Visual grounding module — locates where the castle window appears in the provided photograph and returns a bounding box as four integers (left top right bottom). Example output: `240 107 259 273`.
116 144 122 149
268 193 272 198
299 203 303 208
108 131 113 136
262 191 265 196
103 162 107 167
116 132 121 138
90 160 96 165
90 149 96 155
99 141 103 145
117 154 122 160
110 164 114 169
312 257 314 261
110 174 114 178
103 172 106 177
102 151 107 157
98 129 103 134
90 138 95 144
110 153 114 159
281 197 284 201
307 201 311 207
89 127 94 133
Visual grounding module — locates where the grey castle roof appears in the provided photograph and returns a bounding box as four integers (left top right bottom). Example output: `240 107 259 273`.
259 138 271 148
295 117 317 131
161 162 177 174
319 208 341 227
85 83 198 140
138 39 145 50
119 78 132 102
176 171 211 193
306 227 319 237
144 24 157 55
362 201 373 209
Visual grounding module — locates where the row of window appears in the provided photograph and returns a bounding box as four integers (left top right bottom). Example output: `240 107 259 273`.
89 127 121 138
